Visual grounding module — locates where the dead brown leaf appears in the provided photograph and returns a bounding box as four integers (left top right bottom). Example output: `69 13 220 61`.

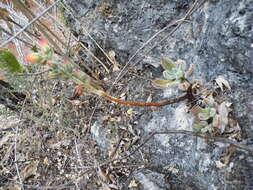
0 8 13 31
98 166 110 183
220 145 236 166
108 50 120 71
128 179 139 188
20 161 39 181
215 76 231 91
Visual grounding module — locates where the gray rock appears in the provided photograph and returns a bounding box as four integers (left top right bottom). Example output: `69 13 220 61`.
64 0 253 189
90 121 110 151
134 170 168 190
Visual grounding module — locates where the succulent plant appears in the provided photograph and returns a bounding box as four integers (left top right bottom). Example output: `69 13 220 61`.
152 58 194 91
193 94 232 134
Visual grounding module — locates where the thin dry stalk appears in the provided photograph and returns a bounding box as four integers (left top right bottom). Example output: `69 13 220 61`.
60 2 115 66
101 130 253 168
0 26 34 47
31 0 108 76
0 0 62 48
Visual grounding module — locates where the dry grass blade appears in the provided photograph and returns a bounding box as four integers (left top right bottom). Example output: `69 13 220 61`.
60 2 115 65
59 2 110 72
0 25 34 47
111 0 206 87
101 130 253 168
13 0 65 54
77 41 110 73
31 0 109 74
0 0 62 48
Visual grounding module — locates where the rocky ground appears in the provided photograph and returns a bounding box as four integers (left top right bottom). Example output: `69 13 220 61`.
63 0 253 189
1 0 253 189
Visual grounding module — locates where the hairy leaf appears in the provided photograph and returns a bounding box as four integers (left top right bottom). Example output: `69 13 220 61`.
152 79 177 88
176 59 186 71
198 112 211 121
175 69 184 80
160 58 175 71
0 50 24 72
201 125 212 133
193 120 208 132
213 114 221 128
198 107 216 120
163 70 176 80
203 95 216 106
215 76 231 91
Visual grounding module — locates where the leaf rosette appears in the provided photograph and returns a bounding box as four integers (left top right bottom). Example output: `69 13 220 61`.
152 58 194 91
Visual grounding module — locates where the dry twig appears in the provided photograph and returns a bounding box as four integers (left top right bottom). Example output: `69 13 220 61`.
102 130 253 167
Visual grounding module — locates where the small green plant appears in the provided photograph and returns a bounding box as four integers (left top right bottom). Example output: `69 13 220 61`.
152 58 194 91
190 77 240 136
2 41 239 136
150 57 239 136
192 95 232 134
24 41 192 107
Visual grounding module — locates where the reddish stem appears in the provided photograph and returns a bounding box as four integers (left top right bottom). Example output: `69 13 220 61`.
101 92 189 107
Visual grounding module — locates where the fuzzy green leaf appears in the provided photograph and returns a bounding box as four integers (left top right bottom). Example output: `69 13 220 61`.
176 59 186 72
203 95 216 106
198 112 211 120
160 58 175 71
200 125 211 133
212 114 221 128
0 50 24 73
209 107 217 117
198 107 216 120
175 69 184 80
163 70 176 80
193 120 208 132
195 120 208 128
152 79 177 89
217 102 229 133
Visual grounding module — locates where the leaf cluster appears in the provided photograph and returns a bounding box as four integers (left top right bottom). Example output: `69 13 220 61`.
151 58 240 137
193 95 232 134
191 80 240 139
152 58 194 91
